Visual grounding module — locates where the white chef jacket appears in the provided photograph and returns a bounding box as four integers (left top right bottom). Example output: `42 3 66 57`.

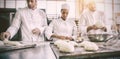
79 9 111 34
7 7 47 41
45 18 77 41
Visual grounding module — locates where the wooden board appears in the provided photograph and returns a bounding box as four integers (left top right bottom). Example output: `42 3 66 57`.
50 42 120 59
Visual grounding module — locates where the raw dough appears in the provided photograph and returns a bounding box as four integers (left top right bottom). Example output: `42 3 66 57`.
59 42 74 52
3 40 22 46
68 41 78 47
54 40 75 52
95 21 104 28
79 41 99 51
54 40 67 47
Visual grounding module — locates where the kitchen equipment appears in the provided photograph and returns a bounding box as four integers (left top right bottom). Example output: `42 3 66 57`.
87 34 111 42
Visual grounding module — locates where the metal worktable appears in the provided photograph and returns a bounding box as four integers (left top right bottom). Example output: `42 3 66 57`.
0 40 120 59
51 43 120 59
50 38 120 59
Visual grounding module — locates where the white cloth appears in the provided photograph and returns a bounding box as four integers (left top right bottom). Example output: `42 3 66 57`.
45 18 77 41
7 7 47 41
79 9 111 34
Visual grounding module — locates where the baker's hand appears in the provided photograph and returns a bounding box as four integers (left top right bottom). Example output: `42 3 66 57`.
100 27 107 32
57 36 66 40
92 25 99 30
0 32 10 40
87 25 98 32
57 36 73 40
32 28 41 35
65 36 73 41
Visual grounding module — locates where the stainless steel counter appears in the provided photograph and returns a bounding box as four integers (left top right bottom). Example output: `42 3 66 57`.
0 39 120 59
51 38 120 59
0 43 56 59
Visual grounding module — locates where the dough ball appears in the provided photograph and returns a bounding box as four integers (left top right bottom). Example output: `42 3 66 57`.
3 40 22 46
59 42 74 52
79 41 99 51
54 40 68 48
95 22 104 28
84 42 99 51
54 40 75 52
68 41 78 47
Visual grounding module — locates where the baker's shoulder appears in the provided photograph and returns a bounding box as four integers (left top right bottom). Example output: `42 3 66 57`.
81 9 90 16
39 9 46 15
16 7 28 13
39 9 45 12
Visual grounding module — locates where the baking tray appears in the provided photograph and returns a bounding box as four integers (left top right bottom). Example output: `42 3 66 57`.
0 43 36 53
50 43 120 59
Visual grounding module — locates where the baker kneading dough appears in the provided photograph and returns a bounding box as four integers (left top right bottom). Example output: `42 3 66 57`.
79 41 99 51
3 39 22 46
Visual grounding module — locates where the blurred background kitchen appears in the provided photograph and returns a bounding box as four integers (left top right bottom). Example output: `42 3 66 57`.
0 0 120 41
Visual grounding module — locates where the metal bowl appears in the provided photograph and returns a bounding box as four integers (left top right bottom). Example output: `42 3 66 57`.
87 34 110 42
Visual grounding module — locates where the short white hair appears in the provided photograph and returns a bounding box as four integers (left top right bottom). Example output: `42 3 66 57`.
61 3 70 10
85 0 95 7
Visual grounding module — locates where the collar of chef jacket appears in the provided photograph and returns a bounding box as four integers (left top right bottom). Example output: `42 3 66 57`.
59 17 70 22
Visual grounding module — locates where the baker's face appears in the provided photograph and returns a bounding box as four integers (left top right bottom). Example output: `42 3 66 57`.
88 2 96 12
61 9 69 20
27 0 37 10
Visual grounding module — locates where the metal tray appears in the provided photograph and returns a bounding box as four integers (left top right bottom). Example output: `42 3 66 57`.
0 44 36 53
50 43 120 59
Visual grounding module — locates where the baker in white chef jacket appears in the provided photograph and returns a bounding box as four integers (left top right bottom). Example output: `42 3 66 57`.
45 4 77 41
79 0 111 34
1 0 47 41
